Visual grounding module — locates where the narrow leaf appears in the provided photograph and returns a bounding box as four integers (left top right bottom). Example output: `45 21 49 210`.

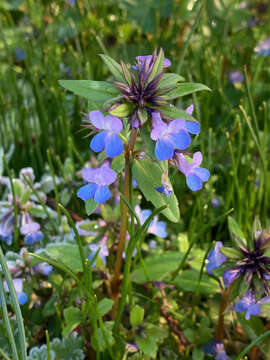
163 82 211 100
99 54 126 82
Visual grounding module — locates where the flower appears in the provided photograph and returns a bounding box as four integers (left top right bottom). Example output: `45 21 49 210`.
0 210 14 245
234 290 270 320
77 164 117 204
135 205 167 238
150 112 191 160
254 38 270 56
134 55 171 71
3 278 28 306
89 110 123 157
89 235 108 265
223 267 242 288
203 340 231 360
206 242 227 274
155 171 172 196
174 151 210 191
228 71 244 84
33 262 53 276
20 213 43 245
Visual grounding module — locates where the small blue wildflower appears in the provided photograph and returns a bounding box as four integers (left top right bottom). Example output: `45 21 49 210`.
89 110 123 157
211 197 220 208
206 242 227 274
203 340 231 360
77 164 117 204
135 205 167 238
184 104 201 135
254 38 270 56
174 151 210 191
133 54 171 71
150 112 191 160
0 211 14 245
228 71 244 85
3 279 28 306
89 235 108 265
20 215 43 245
15 49 26 61
234 290 270 320
155 172 172 196
34 262 53 276
223 268 241 288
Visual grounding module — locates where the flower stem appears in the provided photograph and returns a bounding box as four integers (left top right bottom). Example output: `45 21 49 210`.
216 283 233 340
111 129 137 314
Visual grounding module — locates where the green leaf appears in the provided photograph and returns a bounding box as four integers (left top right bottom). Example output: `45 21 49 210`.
109 103 133 117
132 159 180 222
163 82 211 99
131 251 184 283
130 305 144 327
219 247 242 259
99 54 126 82
228 216 247 247
85 199 98 216
147 48 164 84
111 154 125 173
192 348 204 360
161 104 198 122
158 73 185 88
59 80 119 102
97 298 114 317
63 307 83 337
46 244 83 272
173 270 219 295
135 335 157 356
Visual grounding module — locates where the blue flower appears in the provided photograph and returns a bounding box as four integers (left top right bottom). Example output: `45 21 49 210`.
234 290 270 320
155 172 172 196
254 38 270 56
203 340 231 360
0 211 14 245
89 110 123 157
228 71 244 85
34 262 53 276
174 151 210 191
20 215 43 245
77 164 117 204
150 112 191 160
206 242 227 274
135 205 167 238
133 54 171 71
3 279 28 306
222 267 242 288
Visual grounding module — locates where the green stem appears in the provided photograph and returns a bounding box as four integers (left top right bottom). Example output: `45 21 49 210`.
47 149 61 225
0 274 19 360
235 329 270 360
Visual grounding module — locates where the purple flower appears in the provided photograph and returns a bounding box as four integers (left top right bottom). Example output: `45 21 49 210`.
33 262 53 276
135 205 167 238
20 214 43 245
223 267 242 288
77 164 117 204
203 340 231 360
75 220 98 237
174 151 210 191
15 49 26 61
185 104 201 135
150 112 191 160
155 172 172 196
89 110 123 157
228 71 244 84
3 278 28 306
134 55 171 71
254 38 270 56
234 290 270 320
89 235 108 265
0 211 14 245
206 242 227 274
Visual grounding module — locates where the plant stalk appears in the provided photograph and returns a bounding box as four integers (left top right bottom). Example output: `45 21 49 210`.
111 129 137 313
216 283 233 340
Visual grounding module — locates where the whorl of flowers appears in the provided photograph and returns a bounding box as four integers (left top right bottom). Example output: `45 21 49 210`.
206 218 270 320
73 48 211 207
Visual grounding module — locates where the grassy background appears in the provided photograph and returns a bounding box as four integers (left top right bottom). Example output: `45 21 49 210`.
1 0 270 237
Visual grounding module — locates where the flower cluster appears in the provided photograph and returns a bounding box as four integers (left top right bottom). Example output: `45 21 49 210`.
254 38 270 56
206 222 270 320
0 168 45 246
77 49 210 206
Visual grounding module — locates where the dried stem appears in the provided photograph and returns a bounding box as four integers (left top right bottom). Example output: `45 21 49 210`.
216 283 233 340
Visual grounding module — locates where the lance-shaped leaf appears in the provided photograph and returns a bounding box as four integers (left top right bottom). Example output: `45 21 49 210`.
133 159 180 222
158 73 185 88
163 82 211 100
161 104 198 122
99 54 126 82
228 216 247 247
59 80 119 102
